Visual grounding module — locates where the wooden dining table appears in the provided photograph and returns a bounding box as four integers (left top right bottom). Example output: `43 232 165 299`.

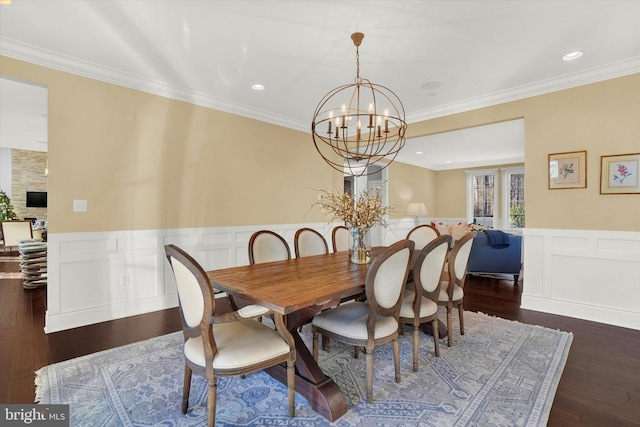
206 248 389 421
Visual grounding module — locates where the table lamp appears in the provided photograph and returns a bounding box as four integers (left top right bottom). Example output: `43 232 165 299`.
406 202 428 226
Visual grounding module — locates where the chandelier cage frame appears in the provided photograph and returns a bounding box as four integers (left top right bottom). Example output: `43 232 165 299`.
311 32 407 177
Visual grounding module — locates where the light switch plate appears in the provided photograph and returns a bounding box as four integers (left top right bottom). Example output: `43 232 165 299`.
73 199 87 212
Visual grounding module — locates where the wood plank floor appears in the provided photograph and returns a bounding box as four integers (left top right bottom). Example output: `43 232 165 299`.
1 249 639 426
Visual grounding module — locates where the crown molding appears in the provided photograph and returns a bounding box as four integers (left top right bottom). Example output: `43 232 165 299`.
2 37 639 132
406 57 640 123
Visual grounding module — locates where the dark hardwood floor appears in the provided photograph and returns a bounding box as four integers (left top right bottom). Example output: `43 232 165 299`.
1 249 639 426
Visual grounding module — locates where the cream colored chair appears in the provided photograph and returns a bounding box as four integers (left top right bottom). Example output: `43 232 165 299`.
1 220 33 252
294 228 329 258
331 225 349 253
312 239 414 402
165 244 296 427
406 224 440 251
399 235 452 371
249 230 291 264
438 231 475 347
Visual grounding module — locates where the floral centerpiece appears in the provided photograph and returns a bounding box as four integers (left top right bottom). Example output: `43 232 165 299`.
314 187 391 264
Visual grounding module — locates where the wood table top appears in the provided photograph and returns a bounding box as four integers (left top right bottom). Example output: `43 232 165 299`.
206 248 388 315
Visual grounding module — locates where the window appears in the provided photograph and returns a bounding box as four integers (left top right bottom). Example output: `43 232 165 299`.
466 169 498 227
502 166 525 229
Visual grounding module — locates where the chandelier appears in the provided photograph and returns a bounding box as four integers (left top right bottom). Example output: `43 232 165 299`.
311 32 407 177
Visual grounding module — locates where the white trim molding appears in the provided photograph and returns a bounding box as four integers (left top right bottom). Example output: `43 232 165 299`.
522 228 640 331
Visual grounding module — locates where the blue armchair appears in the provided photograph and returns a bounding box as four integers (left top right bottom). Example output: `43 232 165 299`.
466 232 522 282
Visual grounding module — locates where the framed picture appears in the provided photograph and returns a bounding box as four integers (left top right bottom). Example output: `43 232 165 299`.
549 151 587 189
600 153 640 194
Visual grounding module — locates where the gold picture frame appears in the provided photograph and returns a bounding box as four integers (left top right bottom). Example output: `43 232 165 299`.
549 151 587 189
600 153 640 194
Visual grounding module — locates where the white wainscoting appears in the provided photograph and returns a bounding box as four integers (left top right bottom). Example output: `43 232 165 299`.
46 218 459 333
50 219 599 333
522 228 640 331
45 223 339 333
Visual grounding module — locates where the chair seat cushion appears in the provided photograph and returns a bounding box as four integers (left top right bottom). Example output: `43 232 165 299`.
438 284 464 302
399 292 438 319
312 302 398 340
184 319 290 370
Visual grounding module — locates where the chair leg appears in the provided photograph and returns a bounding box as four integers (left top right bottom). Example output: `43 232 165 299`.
432 318 440 357
182 364 192 414
312 326 319 361
446 306 453 347
459 303 465 335
353 346 359 359
287 359 295 417
393 338 401 383
412 324 419 372
322 335 330 350
206 377 216 427
365 346 374 402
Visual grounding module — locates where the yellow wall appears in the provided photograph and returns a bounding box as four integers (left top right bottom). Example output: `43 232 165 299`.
387 162 437 219
2 55 638 233
408 73 640 231
1 56 342 232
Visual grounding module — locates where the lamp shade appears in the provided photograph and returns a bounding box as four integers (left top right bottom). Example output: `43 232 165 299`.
406 202 427 216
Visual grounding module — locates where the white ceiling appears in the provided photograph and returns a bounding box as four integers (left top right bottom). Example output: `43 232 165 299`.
1 1 639 169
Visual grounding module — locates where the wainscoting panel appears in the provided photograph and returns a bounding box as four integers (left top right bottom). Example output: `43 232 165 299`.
522 228 640 331
48 221 635 333
45 223 334 333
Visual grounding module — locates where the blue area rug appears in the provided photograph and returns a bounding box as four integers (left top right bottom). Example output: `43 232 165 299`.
35 310 572 426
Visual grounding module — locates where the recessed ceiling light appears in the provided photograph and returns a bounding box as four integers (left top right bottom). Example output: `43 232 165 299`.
416 151 423 155
562 51 583 61
445 160 452 164
251 83 265 91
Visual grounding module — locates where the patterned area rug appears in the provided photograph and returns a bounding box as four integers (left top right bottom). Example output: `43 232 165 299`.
36 310 572 426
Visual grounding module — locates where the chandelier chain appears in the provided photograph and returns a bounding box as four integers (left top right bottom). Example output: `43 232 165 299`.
355 46 361 83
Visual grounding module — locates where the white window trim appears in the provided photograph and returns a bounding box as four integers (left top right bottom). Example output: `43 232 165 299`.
501 166 525 230
466 168 499 226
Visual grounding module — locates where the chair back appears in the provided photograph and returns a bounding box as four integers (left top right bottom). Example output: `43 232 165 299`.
1 220 33 247
164 244 214 345
294 228 328 258
448 231 475 289
406 224 440 250
365 239 414 318
415 235 452 299
249 230 291 264
331 225 349 252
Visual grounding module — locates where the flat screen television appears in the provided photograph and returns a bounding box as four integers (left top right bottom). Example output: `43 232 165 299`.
26 191 47 208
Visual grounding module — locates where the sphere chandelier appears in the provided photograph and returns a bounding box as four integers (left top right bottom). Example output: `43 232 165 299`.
311 32 407 177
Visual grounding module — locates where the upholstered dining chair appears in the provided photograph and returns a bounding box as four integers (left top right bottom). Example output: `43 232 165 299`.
1 220 33 252
399 235 452 371
249 229 291 264
294 227 329 258
165 244 296 427
406 224 440 251
437 231 475 347
331 225 349 253
311 239 414 402
228 229 293 312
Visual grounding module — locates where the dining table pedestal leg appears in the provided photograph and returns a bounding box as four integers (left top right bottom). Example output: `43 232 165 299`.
265 308 347 421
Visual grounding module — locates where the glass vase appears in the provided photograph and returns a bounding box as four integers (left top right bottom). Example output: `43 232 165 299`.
348 226 371 264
